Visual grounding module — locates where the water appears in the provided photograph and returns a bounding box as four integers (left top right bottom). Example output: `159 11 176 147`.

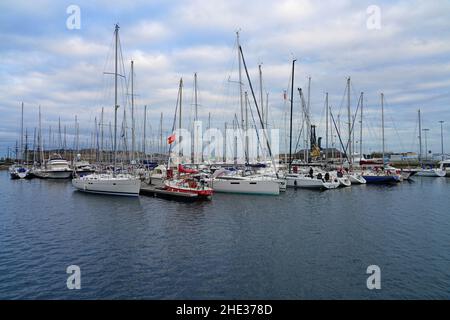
1 170 450 299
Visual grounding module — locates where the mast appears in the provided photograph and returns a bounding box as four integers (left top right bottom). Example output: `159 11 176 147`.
418 109 422 163
143 105 147 156
58 117 62 153
360 92 364 161
101 107 104 162
20 102 24 163
236 31 244 128
113 24 119 174
159 112 163 155
307 76 311 156
38 106 42 164
245 91 249 162
289 59 296 173
24 128 28 164
194 72 198 121
259 64 264 126
381 93 385 167
325 92 329 163
193 73 198 163
131 60 135 162
33 127 36 164
178 78 183 158
439 120 445 161
265 92 269 129
347 77 352 166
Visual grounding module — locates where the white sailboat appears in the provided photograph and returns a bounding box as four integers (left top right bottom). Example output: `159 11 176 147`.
415 168 446 177
209 171 280 195
72 24 140 197
285 173 339 190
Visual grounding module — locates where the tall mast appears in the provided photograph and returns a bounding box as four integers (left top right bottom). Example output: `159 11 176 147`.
179 78 183 158
236 31 244 128
113 24 119 174
20 102 24 163
38 106 42 163
439 120 445 161
418 109 422 163
193 73 198 163
131 60 135 161
75 115 79 153
307 76 311 155
381 93 385 167
288 59 296 173
360 92 364 160
194 72 198 121
58 117 62 152
347 77 352 166
245 91 249 161
33 127 37 164
265 92 269 129
179 78 183 132
159 112 163 155
325 92 329 163
101 107 104 162
259 64 264 125
143 105 147 156
25 128 28 164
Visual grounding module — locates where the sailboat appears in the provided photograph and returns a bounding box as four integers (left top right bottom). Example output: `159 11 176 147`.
72 24 140 197
9 102 30 179
207 32 281 195
362 93 401 184
163 164 213 199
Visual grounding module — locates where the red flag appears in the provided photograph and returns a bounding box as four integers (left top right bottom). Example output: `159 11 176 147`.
167 134 176 144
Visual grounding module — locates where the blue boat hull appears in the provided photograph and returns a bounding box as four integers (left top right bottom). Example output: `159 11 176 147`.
362 175 400 184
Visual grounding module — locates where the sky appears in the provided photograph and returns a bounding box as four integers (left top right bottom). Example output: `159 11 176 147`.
1 0 449 158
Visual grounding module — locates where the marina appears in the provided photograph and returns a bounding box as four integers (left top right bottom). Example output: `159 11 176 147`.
1 0 450 303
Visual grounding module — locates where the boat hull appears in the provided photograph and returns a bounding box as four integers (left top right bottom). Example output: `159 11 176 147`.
72 175 141 196
347 174 366 184
415 169 446 177
210 179 280 195
362 175 401 184
286 175 339 190
337 177 351 187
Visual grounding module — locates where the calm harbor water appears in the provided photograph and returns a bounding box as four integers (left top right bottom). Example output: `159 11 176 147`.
0 170 449 299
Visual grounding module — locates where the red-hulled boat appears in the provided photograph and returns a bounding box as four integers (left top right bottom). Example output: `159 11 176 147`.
162 164 213 200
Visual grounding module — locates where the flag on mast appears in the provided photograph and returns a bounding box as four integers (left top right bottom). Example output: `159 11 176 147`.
167 134 176 144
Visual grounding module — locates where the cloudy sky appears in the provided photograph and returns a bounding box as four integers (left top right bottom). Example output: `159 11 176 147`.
1 0 449 157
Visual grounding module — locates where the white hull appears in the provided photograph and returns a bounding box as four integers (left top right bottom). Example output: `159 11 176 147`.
72 174 141 196
347 173 367 184
33 169 72 179
337 177 352 187
46 170 73 179
286 175 339 190
415 169 446 177
209 178 280 195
